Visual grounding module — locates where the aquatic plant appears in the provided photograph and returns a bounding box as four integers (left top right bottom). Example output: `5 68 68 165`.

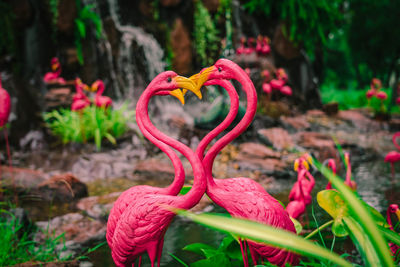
43 104 134 150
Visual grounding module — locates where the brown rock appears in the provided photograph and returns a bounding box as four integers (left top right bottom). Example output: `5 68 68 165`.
76 192 120 220
170 18 192 75
323 102 339 116
306 109 326 117
0 166 45 190
235 153 287 174
281 116 310 131
338 110 382 131
295 132 337 161
37 174 88 202
160 0 181 6
134 158 193 177
258 128 294 151
44 87 73 109
272 23 301 60
238 142 281 159
56 0 77 35
36 213 106 244
389 118 400 131
202 0 220 12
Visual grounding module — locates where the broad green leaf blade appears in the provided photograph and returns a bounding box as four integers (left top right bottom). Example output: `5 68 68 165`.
175 210 352 267
191 253 230 267
104 133 116 145
169 253 188 267
75 19 86 38
182 243 216 256
94 128 101 150
314 160 395 266
378 225 400 246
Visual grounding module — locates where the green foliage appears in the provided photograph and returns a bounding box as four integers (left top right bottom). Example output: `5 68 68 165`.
49 0 59 31
43 104 135 150
74 0 103 65
0 2 15 57
193 0 220 66
0 205 71 265
244 0 344 57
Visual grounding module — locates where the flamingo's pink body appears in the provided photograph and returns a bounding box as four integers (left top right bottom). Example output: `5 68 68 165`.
93 80 113 108
386 204 400 257
384 132 400 178
366 89 375 99
289 158 315 205
106 90 186 249
270 79 285 90
197 59 298 266
376 91 388 100
261 37 271 55
0 76 11 128
262 83 272 94
110 72 205 267
325 159 337 190
287 169 307 219
43 57 66 84
344 153 357 190
280 85 292 96
71 78 90 111
244 38 255 54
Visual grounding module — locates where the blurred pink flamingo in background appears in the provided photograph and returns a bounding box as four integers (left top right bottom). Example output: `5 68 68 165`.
261 36 271 55
0 74 13 192
286 169 307 219
386 204 400 257
343 152 357 190
71 78 91 111
261 70 272 95
236 37 246 55
384 132 400 179
289 156 314 204
92 80 113 108
324 159 337 189
197 59 298 266
110 72 205 267
43 57 66 84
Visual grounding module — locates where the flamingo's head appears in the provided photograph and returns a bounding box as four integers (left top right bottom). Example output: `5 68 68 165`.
240 36 246 44
261 70 270 79
276 68 288 82
263 36 271 44
294 158 309 172
327 159 337 174
388 204 400 221
344 152 350 165
197 59 242 83
75 78 89 91
150 71 201 105
91 80 104 92
371 78 382 90
51 57 60 72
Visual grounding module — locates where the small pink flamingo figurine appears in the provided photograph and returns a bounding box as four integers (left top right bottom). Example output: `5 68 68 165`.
110 72 205 267
256 35 263 54
244 37 255 55
280 85 293 96
261 70 272 95
343 152 357 190
196 59 298 266
289 156 315 204
106 87 187 252
286 169 307 219
0 74 13 187
236 37 246 55
43 57 66 84
385 132 400 179
261 36 271 55
92 80 113 108
386 204 400 257
366 88 375 99
71 78 90 111
324 159 337 190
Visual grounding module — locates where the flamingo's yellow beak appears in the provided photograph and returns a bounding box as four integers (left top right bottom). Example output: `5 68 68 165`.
51 63 58 71
396 209 400 222
294 158 309 171
172 76 201 104
83 84 90 91
184 66 216 96
294 159 300 171
169 89 185 105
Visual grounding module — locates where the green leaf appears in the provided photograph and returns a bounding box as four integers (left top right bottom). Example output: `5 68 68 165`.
191 253 230 267
94 128 101 150
75 19 86 38
179 186 192 195
378 225 400 247
169 253 189 267
290 217 303 235
183 243 216 256
175 210 352 267
104 132 116 145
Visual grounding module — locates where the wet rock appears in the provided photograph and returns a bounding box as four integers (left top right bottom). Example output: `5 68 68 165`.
257 128 294 151
44 87 73 110
37 174 88 202
338 110 383 132
389 118 400 131
171 18 192 75
323 102 339 116
294 132 338 161
76 192 120 220
238 142 281 159
56 0 77 35
36 213 106 245
234 153 288 177
306 109 325 117
0 166 45 191
280 115 310 132
16 260 79 267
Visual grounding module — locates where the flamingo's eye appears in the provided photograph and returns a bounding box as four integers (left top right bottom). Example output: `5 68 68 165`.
167 77 172 82
218 67 222 72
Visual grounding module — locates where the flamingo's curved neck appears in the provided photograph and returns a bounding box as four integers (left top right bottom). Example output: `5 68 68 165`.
136 115 185 195
387 209 394 231
96 82 105 96
393 132 400 151
137 90 206 209
76 83 84 96
203 67 257 188
53 66 61 77
196 80 239 187
345 157 352 185
298 170 306 201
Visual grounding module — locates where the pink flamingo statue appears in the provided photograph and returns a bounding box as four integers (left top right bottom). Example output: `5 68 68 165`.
236 37 246 55
386 204 400 257
324 159 337 189
256 35 263 54
92 80 113 108
286 169 307 219
261 70 272 95
366 88 375 99
244 37 255 55
261 36 271 55
106 88 187 251
71 78 91 111
343 152 357 190
384 132 400 180
280 85 292 96
196 59 298 266
289 157 315 204
43 57 66 84
0 74 13 195
110 72 205 267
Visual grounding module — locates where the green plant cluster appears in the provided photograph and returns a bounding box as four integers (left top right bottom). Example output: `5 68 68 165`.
0 206 71 265
74 0 102 65
43 104 135 150
193 0 220 66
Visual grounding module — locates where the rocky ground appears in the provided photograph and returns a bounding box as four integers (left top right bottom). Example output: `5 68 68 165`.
1 105 400 266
